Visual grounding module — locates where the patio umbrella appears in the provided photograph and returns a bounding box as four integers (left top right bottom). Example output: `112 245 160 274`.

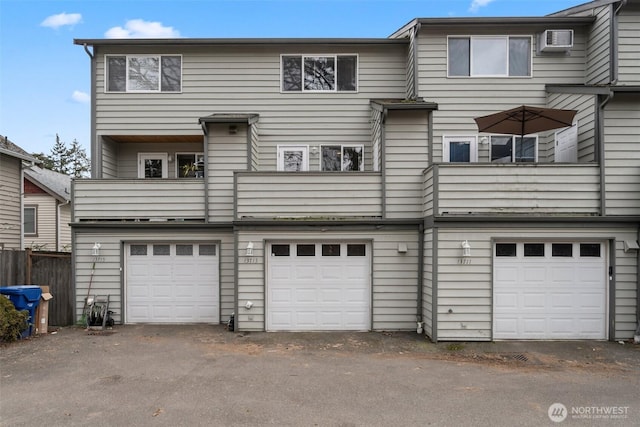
474 105 577 138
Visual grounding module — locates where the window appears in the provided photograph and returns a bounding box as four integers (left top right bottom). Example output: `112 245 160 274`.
322 244 341 256
277 145 309 171
448 36 531 77
281 54 358 92
442 136 478 162
347 244 366 256
130 244 147 256
153 244 170 256
106 55 182 92
552 244 573 257
490 135 537 163
176 153 204 178
23 206 37 235
495 243 517 257
524 243 545 257
138 153 168 178
199 244 217 256
297 244 315 256
176 245 193 256
321 145 364 171
271 244 290 257
580 243 601 257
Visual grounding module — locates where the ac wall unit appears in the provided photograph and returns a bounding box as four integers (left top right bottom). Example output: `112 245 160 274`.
539 29 574 52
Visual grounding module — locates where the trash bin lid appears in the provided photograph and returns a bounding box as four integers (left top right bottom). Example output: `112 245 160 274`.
0 285 42 302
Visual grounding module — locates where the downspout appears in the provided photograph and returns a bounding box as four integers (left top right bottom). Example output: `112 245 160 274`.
82 44 98 179
381 108 387 220
416 221 424 333
411 23 421 100
57 200 70 251
597 91 614 216
610 0 628 84
636 227 640 343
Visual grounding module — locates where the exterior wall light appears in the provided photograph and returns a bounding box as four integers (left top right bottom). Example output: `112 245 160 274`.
92 242 101 257
461 240 471 258
246 241 254 257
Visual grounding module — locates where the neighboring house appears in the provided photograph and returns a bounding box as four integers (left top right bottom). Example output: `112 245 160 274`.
23 166 72 252
72 0 640 341
0 135 40 250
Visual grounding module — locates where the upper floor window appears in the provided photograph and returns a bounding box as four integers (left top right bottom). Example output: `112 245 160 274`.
321 145 364 171
281 54 358 92
177 153 204 178
106 55 182 92
23 206 37 236
448 36 531 77
138 153 168 178
442 136 478 162
490 135 537 163
277 145 309 171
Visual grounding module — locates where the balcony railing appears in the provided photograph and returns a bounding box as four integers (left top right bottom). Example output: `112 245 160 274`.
235 172 383 220
73 179 206 221
424 163 601 217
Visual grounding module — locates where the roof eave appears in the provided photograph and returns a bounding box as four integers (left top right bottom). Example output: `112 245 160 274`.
74 38 408 47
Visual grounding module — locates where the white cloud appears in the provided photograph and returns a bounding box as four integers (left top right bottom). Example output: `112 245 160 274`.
72 91 90 103
105 19 181 38
468 0 495 13
41 12 82 29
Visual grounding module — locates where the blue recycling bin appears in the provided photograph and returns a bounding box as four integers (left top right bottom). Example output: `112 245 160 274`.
0 285 42 338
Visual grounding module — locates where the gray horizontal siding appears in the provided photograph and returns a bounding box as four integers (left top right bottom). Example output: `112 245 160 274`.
546 92 596 162
74 231 235 324
235 172 382 219
0 154 21 249
384 110 429 219
23 194 56 251
618 7 640 85
416 27 588 161
236 229 420 332
73 179 205 221
428 164 601 215
93 44 407 171
435 227 638 341
423 228 434 340
586 5 612 85
604 94 640 216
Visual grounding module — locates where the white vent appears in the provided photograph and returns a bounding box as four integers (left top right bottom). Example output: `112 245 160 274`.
539 29 574 52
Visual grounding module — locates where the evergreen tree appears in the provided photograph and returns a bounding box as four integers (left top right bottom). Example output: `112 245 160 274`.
31 134 91 178
68 138 91 178
50 134 71 175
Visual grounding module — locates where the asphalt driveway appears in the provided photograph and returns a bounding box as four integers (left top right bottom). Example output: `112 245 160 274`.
1 325 639 426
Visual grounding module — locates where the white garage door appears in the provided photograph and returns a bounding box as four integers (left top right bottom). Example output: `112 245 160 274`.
267 242 371 331
126 243 219 324
494 242 606 339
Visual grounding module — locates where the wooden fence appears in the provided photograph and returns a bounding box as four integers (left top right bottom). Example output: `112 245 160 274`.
0 249 74 326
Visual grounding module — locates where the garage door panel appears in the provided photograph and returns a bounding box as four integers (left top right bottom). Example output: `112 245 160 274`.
494 242 606 339
522 292 545 310
522 266 546 282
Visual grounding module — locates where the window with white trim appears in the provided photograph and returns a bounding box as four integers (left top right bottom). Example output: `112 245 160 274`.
281 54 358 92
277 145 309 171
490 135 537 163
176 153 204 178
24 206 37 236
321 145 364 171
448 36 531 77
442 136 478 162
106 55 182 92
138 153 168 178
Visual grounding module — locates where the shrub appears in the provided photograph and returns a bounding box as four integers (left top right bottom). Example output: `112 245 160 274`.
0 296 29 342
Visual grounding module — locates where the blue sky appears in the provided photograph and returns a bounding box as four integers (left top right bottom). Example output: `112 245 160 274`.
0 0 587 155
